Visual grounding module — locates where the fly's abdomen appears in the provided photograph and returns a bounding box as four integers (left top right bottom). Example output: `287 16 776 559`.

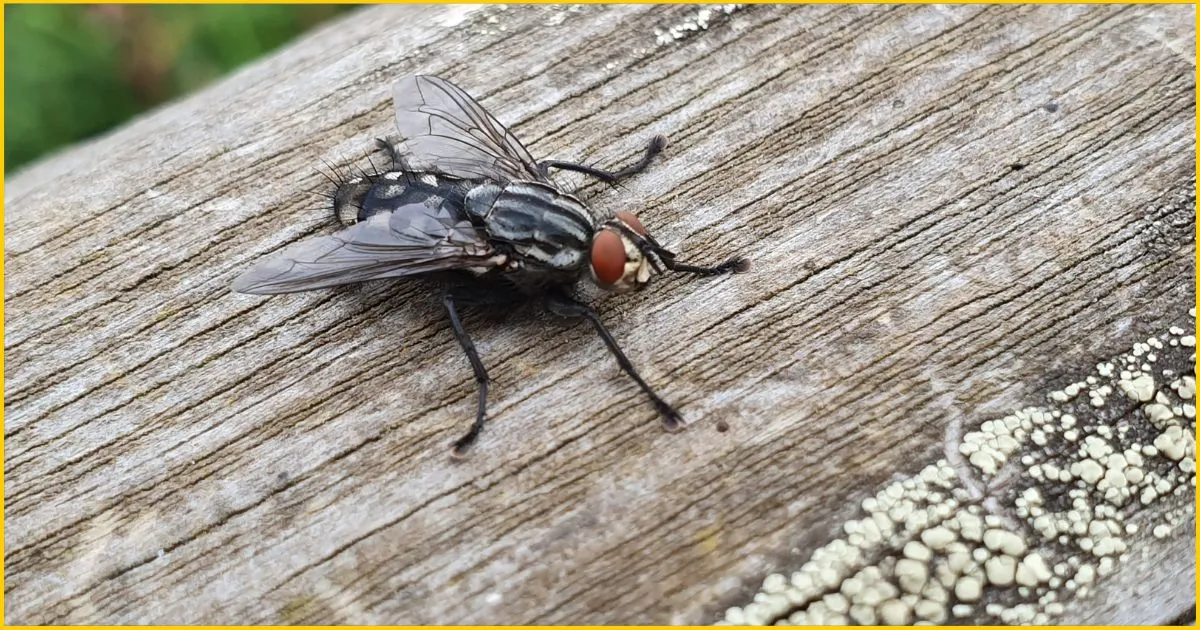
336 171 471 225
466 181 595 271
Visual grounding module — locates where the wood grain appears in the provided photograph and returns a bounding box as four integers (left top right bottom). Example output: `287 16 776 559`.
5 4 1194 624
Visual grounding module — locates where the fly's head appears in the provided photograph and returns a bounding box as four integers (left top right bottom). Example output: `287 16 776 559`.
588 211 661 292
588 210 750 292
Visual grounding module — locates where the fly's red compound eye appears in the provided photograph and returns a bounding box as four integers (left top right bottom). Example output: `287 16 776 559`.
616 211 647 236
591 229 627 285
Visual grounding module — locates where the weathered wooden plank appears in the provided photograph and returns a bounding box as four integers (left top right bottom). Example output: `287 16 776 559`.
4 4 1194 625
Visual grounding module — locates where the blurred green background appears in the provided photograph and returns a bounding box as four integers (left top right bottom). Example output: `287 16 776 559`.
5 4 357 173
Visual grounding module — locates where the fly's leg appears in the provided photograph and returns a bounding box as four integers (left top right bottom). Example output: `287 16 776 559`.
443 293 490 456
538 134 668 184
639 235 750 277
660 254 750 277
375 137 407 172
547 294 683 431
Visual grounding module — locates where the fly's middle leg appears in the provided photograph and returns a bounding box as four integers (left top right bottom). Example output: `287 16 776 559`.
537 135 668 184
546 293 683 431
443 293 490 456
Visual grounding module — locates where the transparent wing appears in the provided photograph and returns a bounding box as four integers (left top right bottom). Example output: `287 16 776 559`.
392 74 547 183
231 202 502 295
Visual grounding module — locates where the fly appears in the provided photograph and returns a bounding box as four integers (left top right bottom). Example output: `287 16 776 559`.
232 75 748 456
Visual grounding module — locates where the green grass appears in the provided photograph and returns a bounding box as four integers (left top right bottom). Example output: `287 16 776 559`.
5 5 355 172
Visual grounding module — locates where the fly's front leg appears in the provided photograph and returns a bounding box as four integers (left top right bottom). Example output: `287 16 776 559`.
635 231 750 278
443 293 490 456
547 294 683 431
659 254 750 277
538 134 668 184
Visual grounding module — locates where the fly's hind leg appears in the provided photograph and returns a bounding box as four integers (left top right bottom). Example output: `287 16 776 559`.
375 137 408 173
443 293 490 456
538 134 668 184
546 293 683 431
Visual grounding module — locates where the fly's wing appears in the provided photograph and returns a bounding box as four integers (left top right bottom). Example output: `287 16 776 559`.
231 202 502 295
392 75 548 184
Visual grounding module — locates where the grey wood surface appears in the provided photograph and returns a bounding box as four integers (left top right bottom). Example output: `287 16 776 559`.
4 4 1195 625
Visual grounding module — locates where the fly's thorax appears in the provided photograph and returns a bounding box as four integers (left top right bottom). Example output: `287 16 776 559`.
589 211 655 292
473 181 596 272
464 183 504 221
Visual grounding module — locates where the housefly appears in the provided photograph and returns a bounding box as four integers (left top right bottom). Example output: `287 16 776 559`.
232 75 747 456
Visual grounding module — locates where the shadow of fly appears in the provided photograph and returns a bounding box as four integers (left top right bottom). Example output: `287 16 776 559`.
232 75 747 456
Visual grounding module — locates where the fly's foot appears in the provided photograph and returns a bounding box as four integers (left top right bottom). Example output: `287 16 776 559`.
647 134 669 157
661 255 751 277
443 293 491 459
451 419 485 459
727 256 751 274
537 133 670 185
657 402 685 432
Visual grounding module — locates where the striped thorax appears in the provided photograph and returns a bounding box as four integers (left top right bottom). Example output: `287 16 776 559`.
465 181 659 293
466 180 596 272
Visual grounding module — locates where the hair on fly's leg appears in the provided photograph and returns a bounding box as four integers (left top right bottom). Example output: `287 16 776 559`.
375 136 409 172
